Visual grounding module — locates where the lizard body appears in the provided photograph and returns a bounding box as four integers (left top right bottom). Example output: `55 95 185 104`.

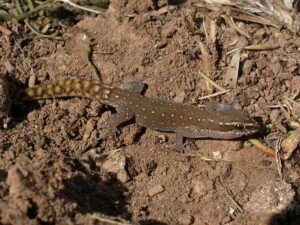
23 78 260 152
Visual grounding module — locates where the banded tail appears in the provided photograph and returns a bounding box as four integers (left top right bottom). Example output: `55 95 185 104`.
22 78 113 102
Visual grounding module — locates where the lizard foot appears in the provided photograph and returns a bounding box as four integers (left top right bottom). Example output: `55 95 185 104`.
173 142 190 153
100 126 121 143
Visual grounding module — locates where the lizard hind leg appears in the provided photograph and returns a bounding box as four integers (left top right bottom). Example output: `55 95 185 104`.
101 103 135 144
174 132 190 153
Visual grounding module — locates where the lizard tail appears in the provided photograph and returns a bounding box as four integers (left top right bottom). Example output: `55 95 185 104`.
21 78 112 101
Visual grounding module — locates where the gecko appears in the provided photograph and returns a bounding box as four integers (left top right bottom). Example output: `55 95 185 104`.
22 78 260 152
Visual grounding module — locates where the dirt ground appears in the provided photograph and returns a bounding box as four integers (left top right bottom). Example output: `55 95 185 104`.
1 0 300 224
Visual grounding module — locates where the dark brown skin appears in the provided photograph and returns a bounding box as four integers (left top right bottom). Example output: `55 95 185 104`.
23 78 260 152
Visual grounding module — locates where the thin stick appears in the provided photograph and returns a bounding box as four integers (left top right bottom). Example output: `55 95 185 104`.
198 90 229 100
203 18 209 41
24 20 59 38
82 34 102 80
14 0 53 21
248 139 276 157
90 214 131 225
275 136 283 180
226 47 243 55
268 104 288 109
221 14 250 38
185 153 231 162
243 44 280 51
104 148 123 160
15 0 59 39
59 0 102 14
217 178 244 214
227 44 280 55
198 41 213 93
283 95 300 105
198 71 227 92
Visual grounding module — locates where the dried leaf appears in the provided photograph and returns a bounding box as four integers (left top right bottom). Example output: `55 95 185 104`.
282 128 300 160
198 0 300 32
225 48 241 88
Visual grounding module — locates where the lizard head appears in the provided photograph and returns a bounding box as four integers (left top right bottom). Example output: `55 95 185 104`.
210 109 261 137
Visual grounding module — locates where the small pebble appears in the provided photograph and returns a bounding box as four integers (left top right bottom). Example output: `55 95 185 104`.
83 119 96 141
291 76 300 91
148 184 164 197
102 152 126 174
270 109 280 123
178 214 194 225
27 111 39 123
173 90 186 103
117 169 130 183
28 75 36 87
4 60 14 73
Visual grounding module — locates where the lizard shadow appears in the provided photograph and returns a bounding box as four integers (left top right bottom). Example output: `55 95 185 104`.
57 157 131 218
3 76 40 127
268 164 300 225
152 0 187 9
139 220 168 225
268 200 300 225
253 116 267 135
57 158 169 224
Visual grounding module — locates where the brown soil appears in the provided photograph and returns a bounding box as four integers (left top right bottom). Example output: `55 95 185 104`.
1 1 300 225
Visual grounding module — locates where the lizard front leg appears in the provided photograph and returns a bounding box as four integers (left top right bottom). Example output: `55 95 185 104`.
174 130 190 153
173 126 212 153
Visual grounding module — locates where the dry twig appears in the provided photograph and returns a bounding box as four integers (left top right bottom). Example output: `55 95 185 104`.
198 71 227 92
281 127 300 160
275 136 283 179
59 0 102 14
248 139 276 157
82 34 102 80
217 178 244 215
224 48 241 88
89 213 131 225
